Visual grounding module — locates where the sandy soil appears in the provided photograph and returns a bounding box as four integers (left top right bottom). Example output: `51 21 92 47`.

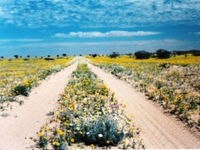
0 62 77 150
87 63 200 149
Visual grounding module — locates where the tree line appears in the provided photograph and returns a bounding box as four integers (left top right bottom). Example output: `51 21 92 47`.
89 49 200 59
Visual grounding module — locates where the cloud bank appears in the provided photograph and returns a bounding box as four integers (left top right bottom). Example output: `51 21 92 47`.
53 31 161 38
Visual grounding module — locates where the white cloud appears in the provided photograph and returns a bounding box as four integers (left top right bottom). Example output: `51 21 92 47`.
53 31 161 38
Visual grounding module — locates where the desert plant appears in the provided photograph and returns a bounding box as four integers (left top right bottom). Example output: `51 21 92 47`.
12 85 30 96
83 115 124 146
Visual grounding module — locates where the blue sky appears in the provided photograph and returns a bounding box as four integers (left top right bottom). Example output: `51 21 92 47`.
0 0 200 57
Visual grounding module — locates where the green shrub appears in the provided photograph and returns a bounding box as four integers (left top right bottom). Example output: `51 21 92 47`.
12 85 29 96
83 116 124 146
38 136 48 149
111 65 124 75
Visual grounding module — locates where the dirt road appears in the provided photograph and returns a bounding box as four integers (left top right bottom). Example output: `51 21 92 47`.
87 63 200 149
0 62 77 150
0 57 199 149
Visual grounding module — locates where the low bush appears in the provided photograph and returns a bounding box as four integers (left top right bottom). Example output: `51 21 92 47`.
12 85 30 96
83 115 124 146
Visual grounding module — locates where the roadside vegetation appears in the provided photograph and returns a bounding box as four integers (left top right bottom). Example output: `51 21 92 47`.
37 64 144 150
0 57 72 110
87 53 200 128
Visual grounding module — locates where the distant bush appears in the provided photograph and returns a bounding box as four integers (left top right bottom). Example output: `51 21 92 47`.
14 55 19 59
192 50 200 56
134 51 151 59
156 49 171 59
109 52 120 58
62 53 67 57
24 58 29 61
44 57 55 61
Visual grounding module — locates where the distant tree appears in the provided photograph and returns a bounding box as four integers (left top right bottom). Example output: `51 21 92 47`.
91 54 98 58
14 55 19 59
20 56 22 58
27 55 30 58
47 55 51 58
62 53 67 57
109 52 120 58
134 51 151 59
56 55 60 58
1 56 4 59
35 56 37 58
156 49 171 59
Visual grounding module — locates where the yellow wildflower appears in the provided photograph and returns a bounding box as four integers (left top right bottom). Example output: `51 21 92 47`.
38 131 44 137
90 144 95 149
57 129 65 135
67 129 72 133
70 138 75 143
53 141 60 146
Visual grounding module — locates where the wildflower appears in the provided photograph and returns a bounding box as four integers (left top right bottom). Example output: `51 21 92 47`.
106 140 110 144
38 131 44 137
90 144 95 149
44 126 49 131
57 129 65 135
53 141 60 146
67 129 72 133
98 134 103 138
70 138 75 143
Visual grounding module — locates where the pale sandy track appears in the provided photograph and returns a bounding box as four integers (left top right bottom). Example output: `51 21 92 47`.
87 62 200 149
0 62 77 150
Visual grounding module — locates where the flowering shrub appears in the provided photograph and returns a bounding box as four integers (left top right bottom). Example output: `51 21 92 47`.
37 64 144 149
88 56 200 127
